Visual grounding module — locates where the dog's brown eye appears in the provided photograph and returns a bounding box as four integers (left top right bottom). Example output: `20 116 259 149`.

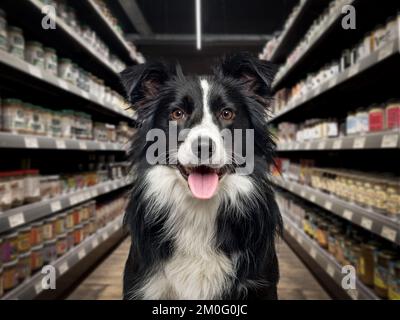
171 108 185 120
220 108 235 121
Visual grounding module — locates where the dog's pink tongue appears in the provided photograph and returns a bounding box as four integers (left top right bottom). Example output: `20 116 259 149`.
188 172 219 199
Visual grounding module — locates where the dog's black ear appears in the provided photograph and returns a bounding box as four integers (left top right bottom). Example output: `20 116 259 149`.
215 52 277 99
120 62 173 107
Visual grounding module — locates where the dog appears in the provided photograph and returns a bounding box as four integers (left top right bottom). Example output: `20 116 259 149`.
120 52 282 300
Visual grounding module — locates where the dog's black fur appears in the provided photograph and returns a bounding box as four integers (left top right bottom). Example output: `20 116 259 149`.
120 53 282 300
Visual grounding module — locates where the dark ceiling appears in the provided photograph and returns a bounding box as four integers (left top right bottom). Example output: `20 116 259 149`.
107 0 298 74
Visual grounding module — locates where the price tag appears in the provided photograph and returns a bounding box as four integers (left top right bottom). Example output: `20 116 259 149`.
309 194 316 202
99 143 106 150
78 141 87 150
300 190 306 198
24 136 39 148
324 201 333 211
381 134 398 148
50 201 62 213
318 141 326 150
333 139 342 149
297 234 303 245
343 209 354 221
378 42 394 61
289 185 294 192
8 213 25 228
114 224 119 232
326 264 335 278
69 195 80 206
313 86 322 97
347 64 359 78
81 90 90 100
295 143 301 150
28 65 43 79
35 281 44 294
360 217 373 230
104 185 111 193
102 232 109 241
92 239 99 249
58 262 69 275
353 137 366 149
310 247 317 259
305 142 312 150
57 79 69 91
91 189 98 197
78 249 87 260
328 78 337 89
55 139 66 149
381 226 397 242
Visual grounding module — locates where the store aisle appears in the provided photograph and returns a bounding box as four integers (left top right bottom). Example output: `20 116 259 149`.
67 238 330 300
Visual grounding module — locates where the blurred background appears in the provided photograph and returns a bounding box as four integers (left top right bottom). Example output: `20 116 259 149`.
0 0 399 301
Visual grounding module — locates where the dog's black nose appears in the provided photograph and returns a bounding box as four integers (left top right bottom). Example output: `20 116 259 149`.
191 137 216 161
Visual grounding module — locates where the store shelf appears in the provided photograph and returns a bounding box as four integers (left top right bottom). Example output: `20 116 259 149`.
0 177 132 234
272 177 400 245
272 0 355 89
270 38 400 122
0 132 127 151
1 215 124 300
282 213 380 300
85 0 142 64
276 131 400 151
270 0 329 63
0 50 132 120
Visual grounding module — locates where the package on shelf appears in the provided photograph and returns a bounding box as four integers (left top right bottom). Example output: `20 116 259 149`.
272 4 400 91
0 191 127 296
274 100 400 144
278 190 400 300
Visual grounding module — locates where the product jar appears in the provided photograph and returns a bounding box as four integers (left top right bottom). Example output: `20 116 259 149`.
25 41 45 69
43 47 58 76
73 224 84 245
66 229 75 250
72 207 81 226
374 250 397 298
10 170 25 207
7 26 24 60
17 251 32 282
65 209 75 230
58 58 74 84
3 259 19 291
30 222 44 247
24 169 40 203
56 234 68 257
0 171 12 211
0 9 7 51
385 100 400 130
30 245 44 271
43 240 57 264
1 232 18 263
359 242 378 286
369 106 385 132
2 99 28 133
388 260 400 300
17 227 32 253
55 213 66 235
42 218 55 241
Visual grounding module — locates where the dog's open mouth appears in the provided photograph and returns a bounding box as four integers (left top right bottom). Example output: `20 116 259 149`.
177 164 230 200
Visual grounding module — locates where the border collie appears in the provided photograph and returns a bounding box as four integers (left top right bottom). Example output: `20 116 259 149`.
120 53 282 300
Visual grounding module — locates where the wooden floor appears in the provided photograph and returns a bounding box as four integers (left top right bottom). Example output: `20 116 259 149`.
67 237 330 300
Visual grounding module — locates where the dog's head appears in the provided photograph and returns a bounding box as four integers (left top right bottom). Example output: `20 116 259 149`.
121 53 276 200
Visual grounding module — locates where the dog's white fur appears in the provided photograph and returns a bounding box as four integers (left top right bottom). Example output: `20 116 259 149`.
134 165 254 299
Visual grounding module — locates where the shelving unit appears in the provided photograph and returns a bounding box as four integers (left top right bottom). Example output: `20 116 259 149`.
276 131 400 151
282 213 380 300
1 215 125 300
0 132 127 151
0 1 139 300
270 38 400 122
273 177 400 245
269 0 330 63
0 177 132 234
263 0 400 301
